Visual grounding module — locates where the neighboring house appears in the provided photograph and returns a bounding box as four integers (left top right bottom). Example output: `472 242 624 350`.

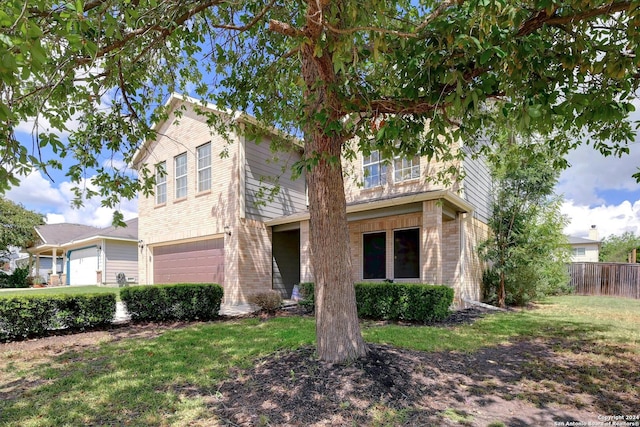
133 94 491 305
27 219 138 286
567 225 601 263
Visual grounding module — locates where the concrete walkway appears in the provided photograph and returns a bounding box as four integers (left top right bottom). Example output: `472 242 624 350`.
113 301 258 323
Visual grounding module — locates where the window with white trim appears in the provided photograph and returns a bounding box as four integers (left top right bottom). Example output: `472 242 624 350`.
155 161 167 205
197 142 211 192
175 153 187 199
573 247 586 256
363 150 387 188
394 155 420 182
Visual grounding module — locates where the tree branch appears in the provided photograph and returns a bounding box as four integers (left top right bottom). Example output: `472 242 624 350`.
517 1 631 36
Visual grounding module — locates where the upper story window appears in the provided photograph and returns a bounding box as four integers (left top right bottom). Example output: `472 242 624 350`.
363 150 387 188
394 155 420 182
197 142 212 192
155 162 167 205
175 153 187 199
573 247 586 256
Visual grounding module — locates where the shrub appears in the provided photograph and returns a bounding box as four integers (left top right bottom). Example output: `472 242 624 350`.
120 283 223 322
248 291 283 314
0 265 30 288
0 294 116 342
294 282 453 322
298 282 315 312
355 282 453 322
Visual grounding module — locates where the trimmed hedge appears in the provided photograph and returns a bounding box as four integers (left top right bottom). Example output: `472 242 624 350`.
0 294 116 341
298 282 454 323
120 283 223 322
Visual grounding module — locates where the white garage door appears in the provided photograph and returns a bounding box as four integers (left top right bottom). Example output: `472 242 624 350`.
69 247 98 285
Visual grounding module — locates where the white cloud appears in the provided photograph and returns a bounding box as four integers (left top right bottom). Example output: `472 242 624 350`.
562 199 640 239
5 171 137 228
557 143 640 206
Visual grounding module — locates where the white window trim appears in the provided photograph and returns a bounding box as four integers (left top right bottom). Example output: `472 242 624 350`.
363 150 387 189
197 142 212 193
155 162 167 205
393 155 420 183
175 153 187 199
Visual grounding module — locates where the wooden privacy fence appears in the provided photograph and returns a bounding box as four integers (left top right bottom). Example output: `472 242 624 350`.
568 262 640 299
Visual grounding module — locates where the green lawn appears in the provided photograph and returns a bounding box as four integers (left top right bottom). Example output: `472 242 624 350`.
0 285 121 301
0 295 638 426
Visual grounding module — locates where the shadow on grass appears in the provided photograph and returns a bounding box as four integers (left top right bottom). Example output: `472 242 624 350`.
1 300 638 426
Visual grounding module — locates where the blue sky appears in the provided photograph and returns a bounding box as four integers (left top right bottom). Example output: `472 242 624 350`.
5 99 640 239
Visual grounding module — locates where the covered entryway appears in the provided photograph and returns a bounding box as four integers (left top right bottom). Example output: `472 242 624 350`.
153 239 224 284
68 246 99 285
272 228 300 299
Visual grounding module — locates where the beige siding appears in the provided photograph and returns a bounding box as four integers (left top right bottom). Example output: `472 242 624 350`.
461 148 492 223
245 138 306 221
104 241 138 285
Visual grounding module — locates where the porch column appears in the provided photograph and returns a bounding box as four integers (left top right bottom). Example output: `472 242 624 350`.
299 220 313 282
422 200 443 284
49 248 60 286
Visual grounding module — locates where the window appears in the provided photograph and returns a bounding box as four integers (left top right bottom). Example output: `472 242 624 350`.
363 232 386 279
363 150 387 188
175 153 187 199
394 228 420 278
394 155 420 182
197 142 212 192
155 162 167 205
573 247 586 256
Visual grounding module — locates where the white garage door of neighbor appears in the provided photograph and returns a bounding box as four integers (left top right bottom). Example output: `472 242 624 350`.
69 247 98 285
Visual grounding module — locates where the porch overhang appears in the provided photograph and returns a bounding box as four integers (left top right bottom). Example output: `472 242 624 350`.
265 189 474 227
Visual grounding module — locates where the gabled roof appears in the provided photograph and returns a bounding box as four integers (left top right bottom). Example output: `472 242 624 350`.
132 93 302 167
35 223 100 246
73 218 138 242
30 218 138 252
567 236 600 245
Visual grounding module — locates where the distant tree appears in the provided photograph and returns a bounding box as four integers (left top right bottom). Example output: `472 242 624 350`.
599 232 640 263
480 137 570 307
0 198 44 258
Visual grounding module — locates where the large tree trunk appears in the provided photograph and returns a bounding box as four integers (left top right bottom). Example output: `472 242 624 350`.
306 130 369 362
300 33 368 361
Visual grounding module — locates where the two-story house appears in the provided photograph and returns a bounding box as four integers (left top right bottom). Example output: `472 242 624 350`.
133 94 491 305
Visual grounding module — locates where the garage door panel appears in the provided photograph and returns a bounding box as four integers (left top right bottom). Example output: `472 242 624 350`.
69 247 98 285
153 239 224 284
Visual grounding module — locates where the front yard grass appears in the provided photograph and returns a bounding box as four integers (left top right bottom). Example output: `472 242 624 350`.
0 295 638 426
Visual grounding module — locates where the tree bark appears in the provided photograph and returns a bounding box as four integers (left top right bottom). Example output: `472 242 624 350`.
300 37 368 361
306 130 368 362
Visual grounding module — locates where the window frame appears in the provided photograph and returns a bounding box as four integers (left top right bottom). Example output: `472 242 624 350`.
362 150 387 189
197 142 212 193
363 231 387 279
393 155 420 183
573 247 586 256
155 161 167 205
393 228 420 279
174 152 188 199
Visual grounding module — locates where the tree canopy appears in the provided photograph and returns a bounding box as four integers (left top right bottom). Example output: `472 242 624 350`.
599 232 640 262
0 197 44 257
2 0 639 361
480 136 570 307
